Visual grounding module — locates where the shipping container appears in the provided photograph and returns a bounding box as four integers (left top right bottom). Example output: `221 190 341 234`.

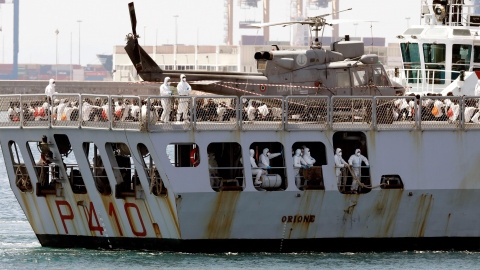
85 76 106 81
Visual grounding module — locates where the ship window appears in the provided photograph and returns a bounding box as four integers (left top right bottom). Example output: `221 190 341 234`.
166 143 200 167
453 29 471 36
207 142 244 192
105 143 140 199
83 142 111 195
423 43 446 84
403 28 424 35
137 143 167 197
333 132 371 195
423 43 446 64
473 46 480 63
249 142 287 191
9 141 32 192
380 175 404 189
400 43 423 83
26 139 59 197
452 44 472 80
54 134 86 194
291 142 326 191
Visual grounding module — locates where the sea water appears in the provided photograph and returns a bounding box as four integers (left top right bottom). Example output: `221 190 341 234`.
1 149 480 269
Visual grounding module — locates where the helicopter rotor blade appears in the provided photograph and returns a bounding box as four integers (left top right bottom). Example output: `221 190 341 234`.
128 2 137 36
250 21 315 28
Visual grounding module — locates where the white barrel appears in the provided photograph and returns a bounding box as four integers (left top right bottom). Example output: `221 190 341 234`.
261 174 282 188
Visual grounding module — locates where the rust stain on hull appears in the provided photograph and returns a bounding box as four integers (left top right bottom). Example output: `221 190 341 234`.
412 194 434 237
372 189 404 237
291 190 325 238
204 191 241 239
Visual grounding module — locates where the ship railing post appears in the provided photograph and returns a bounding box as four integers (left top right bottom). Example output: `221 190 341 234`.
147 97 151 132
108 95 112 130
19 95 23 128
373 97 377 131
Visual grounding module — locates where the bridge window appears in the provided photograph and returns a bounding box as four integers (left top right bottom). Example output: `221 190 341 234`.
333 132 371 194
291 142 326 191
54 134 86 194
137 143 167 197
452 44 472 80
400 43 422 83
473 46 480 63
166 143 200 167
249 142 286 191
207 142 244 192
9 141 32 192
423 43 446 84
83 142 111 195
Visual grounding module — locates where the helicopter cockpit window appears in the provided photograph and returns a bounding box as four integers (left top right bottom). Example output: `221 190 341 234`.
452 44 472 80
352 68 367 86
336 69 351 88
372 66 389 86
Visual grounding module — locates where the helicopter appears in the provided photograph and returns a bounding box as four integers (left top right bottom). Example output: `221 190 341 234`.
125 2 405 97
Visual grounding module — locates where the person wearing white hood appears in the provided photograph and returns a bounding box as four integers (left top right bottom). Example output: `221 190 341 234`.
258 148 283 170
45 78 57 102
334 148 349 187
293 149 308 187
160 77 173 122
302 148 316 166
176 74 192 122
348 149 370 192
249 149 266 186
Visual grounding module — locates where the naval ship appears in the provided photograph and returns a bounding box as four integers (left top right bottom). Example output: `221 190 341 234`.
2 0 480 252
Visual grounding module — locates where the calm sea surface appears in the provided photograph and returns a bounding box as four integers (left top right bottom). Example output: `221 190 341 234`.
1 149 480 269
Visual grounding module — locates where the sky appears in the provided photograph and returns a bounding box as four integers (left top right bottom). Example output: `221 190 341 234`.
0 0 421 66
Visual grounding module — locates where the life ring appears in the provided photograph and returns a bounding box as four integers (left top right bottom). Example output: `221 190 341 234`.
190 148 200 167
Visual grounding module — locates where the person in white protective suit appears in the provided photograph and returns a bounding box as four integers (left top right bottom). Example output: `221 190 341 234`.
258 148 283 170
45 78 57 101
176 74 192 122
208 152 221 187
348 149 370 192
249 149 266 186
334 148 349 187
293 149 308 187
159 77 173 122
302 148 316 166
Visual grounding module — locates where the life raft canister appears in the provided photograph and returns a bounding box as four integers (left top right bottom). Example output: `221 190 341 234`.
190 148 200 167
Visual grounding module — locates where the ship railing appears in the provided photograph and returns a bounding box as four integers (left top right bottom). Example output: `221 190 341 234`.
331 96 374 131
2 94 480 132
0 94 22 128
146 96 193 132
209 166 245 191
79 95 111 129
375 96 418 131
51 94 81 128
193 96 239 131
419 96 462 131
391 68 461 93
20 94 51 128
335 166 371 193
285 96 329 131
462 96 480 130
240 96 284 131
110 95 142 130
